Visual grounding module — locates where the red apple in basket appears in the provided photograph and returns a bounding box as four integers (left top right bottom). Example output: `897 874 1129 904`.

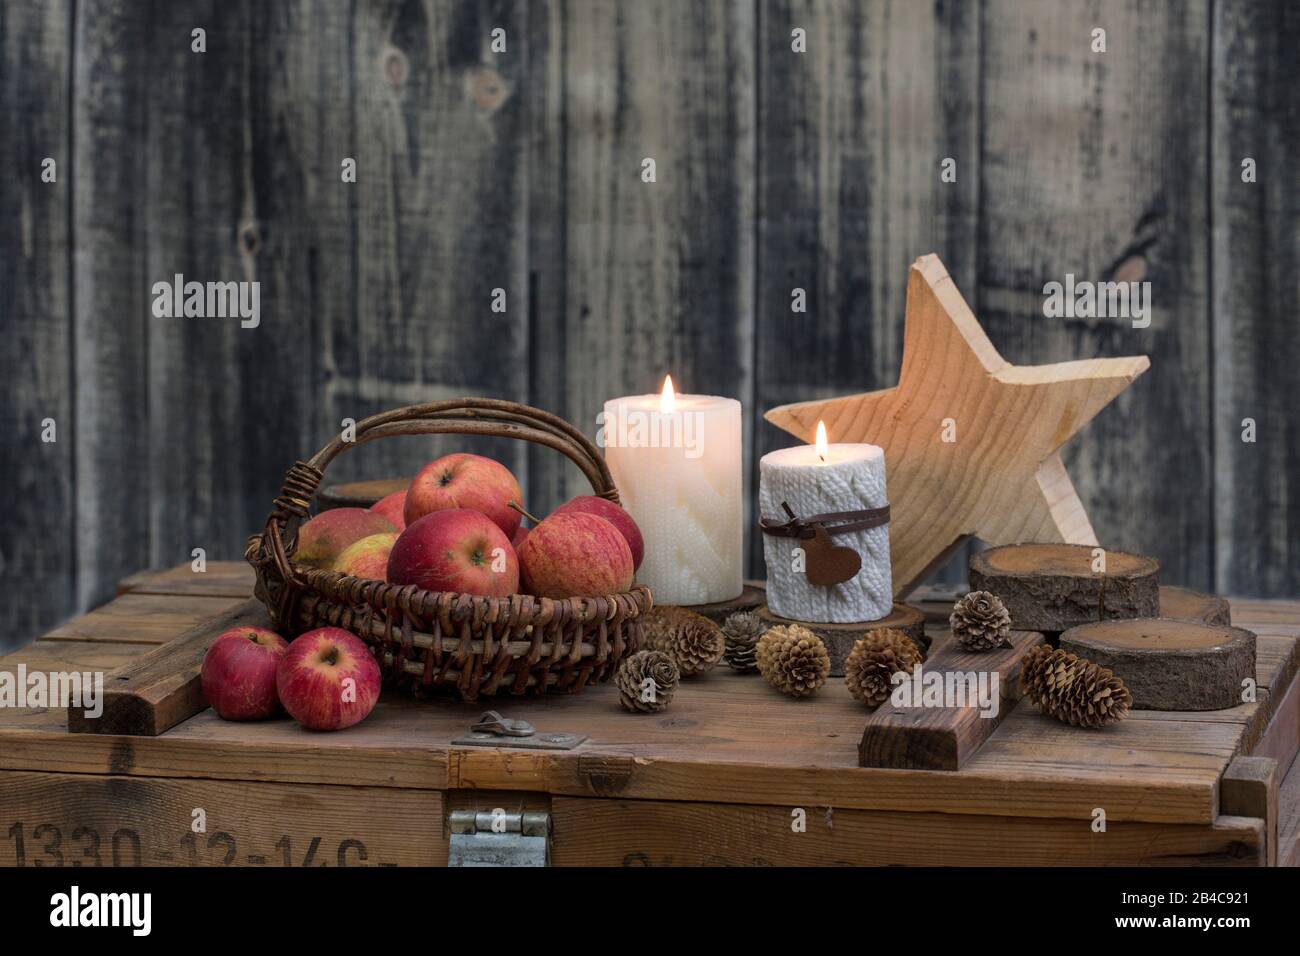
520 512 634 599
511 524 530 553
404 453 523 537
201 626 290 721
553 495 644 570
387 509 519 597
276 627 381 731
334 532 398 581
294 508 395 568
369 489 408 531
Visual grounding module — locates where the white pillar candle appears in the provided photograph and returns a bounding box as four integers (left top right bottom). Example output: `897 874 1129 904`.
603 378 743 606
760 426 892 623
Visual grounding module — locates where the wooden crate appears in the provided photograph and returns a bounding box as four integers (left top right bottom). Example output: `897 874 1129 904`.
2 563 1298 867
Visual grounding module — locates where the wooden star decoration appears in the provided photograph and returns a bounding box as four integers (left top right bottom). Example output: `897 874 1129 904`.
765 254 1150 597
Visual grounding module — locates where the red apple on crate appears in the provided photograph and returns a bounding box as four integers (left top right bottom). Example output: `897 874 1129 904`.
276 627 381 731
520 512 634 599
200 626 290 721
553 495 644 570
404 452 523 537
369 489 408 531
387 508 519 597
294 508 395 568
334 532 398 581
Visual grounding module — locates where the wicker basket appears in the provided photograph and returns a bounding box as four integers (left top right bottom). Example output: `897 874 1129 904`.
245 399 652 700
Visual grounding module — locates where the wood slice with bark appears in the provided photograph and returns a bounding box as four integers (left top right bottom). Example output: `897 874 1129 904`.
969 543 1159 633
758 604 928 676
1060 618 1256 712
1159 585 1231 626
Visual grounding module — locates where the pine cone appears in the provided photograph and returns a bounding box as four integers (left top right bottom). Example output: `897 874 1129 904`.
844 628 924 707
950 590 1012 651
756 625 830 698
722 611 765 673
615 650 680 713
1021 644 1132 728
641 606 725 676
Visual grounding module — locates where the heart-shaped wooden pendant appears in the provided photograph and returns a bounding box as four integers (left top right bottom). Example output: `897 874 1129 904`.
803 524 862 586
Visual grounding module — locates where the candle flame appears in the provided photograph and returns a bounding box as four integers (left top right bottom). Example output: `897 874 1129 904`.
815 421 828 462
660 374 676 414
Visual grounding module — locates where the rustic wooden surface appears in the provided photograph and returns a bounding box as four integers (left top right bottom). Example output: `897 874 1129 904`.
0 0 74 650
1210 1 1300 599
0 560 1294 870
0 2 1296 661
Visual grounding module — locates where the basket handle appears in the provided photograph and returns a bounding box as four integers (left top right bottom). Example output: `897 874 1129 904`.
247 399 618 614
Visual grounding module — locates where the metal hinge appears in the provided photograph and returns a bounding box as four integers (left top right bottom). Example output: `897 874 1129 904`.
448 809 550 867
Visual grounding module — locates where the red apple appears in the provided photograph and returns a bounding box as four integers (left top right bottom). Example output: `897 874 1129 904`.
404 453 523 537
520 512 634 599
387 509 519 597
295 508 395 568
511 525 530 553
369 489 408 531
201 626 290 721
334 532 398 581
276 627 381 731
553 495 645 570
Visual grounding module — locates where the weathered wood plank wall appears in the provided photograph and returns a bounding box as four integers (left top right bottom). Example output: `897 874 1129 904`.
1 0 1295 650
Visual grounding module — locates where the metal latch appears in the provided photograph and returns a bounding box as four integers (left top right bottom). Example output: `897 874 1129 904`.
451 710 587 751
448 810 550 867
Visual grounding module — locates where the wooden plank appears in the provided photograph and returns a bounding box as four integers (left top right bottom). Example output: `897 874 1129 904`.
40 593 248 645
550 797 1264 867
753 0 980 583
0 770 446 866
67 599 268 736
560 0 756 541
117 562 254 598
1254 666 1300 782
71 0 151 613
0 0 74 653
858 630 1044 770
0 584 1274 825
1280 756 1300 867
1220 756 1277 867
138 0 309 574
978 0 1213 590
0 672 1228 823
0 640 155 732
325 0 534 492
523 0 574 517
1210 0 1300 599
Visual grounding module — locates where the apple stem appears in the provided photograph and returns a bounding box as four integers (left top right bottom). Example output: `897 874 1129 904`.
508 501 542 526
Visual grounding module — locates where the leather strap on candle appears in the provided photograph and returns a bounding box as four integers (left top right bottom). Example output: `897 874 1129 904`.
759 501 891 539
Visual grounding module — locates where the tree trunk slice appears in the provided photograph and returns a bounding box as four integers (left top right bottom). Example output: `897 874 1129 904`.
316 477 410 511
969 543 1159 633
758 603 929 676
1060 618 1256 711
1159 585 1231 626
676 585 767 627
